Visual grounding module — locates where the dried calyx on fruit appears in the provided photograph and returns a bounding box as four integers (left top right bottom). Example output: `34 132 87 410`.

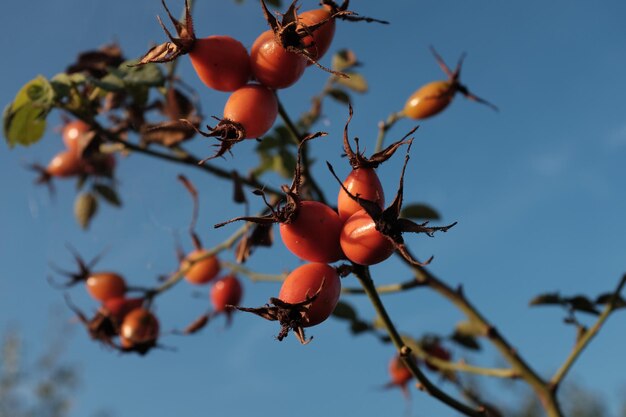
48 246 115 291
65 294 152 353
337 104 412 222
259 0 387 74
403 47 498 120
327 127 457 267
215 132 343 264
136 0 251 92
187 83 278 161
234 263 341 344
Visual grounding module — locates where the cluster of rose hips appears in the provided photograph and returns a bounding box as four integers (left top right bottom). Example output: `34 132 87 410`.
35 120 116 183
54 243 244 354
137 0 388 158
52 250 158 354
46 0 495 353
214 113 455 343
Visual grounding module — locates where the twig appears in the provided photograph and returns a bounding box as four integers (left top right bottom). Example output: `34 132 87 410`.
352 264 485 417
550 274 626 391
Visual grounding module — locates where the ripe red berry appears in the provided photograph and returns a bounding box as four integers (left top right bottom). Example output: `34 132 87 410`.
181 249 220 285
62 120 90 153
223 84 278 139
119 308 160 350
340 209 394 266
85 272 127 301
210 274 243 314
250 30 307 89
100 297 144 323
189 36 251 92
279 201 344 263
278 263 341 327
389 355 413 387
46 150 84 178
298 7 336 64
337 167 384 222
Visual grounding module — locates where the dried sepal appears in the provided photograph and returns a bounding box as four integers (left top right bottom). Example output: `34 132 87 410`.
180 313 210 335
321 0 389 24
67 43 125 78
136 0 196 65
214 131 326 228
342 104 414 169
64 295 119 348
184 117 248 162
140 117 200 147
233 283 325 344
235 223 274 264
430 46 498 112
260 0 349 77
47 246 105 288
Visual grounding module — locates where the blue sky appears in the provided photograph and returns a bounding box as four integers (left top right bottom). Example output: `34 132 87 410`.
2 1 626 416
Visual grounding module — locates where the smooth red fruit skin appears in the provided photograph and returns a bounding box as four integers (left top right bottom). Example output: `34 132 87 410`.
120 308 159 348
210 275 243 313
340 209 394 266
62 120 89 153
403 80 454 120
337 168 385 222
250 30 307 89
85 272 127 301
298 8 336 64
223 84 278 139
101 297 144 322
181 249 221 285
389 355 413 387
189 36 251 92
278 263 341 327
279 201 344 263
47 150 84 177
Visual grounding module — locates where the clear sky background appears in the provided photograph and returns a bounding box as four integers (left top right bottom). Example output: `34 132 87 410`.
1 1 626 416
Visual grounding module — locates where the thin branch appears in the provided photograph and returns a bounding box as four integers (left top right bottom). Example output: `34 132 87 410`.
276 96 328 204
374 111 404 153
352 264 486 417
400 248 565 417
342 275 427 294
550 274 626 391
220 261 287 283
150 221 250 297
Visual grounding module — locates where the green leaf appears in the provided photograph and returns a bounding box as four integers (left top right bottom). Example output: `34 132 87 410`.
529 293 562 306
93 184 122 207
349 320 371 334
332 301 357 321
4 76 54 147
74 192 98 229
50 73 87 98
332 49 358 72
270 149 296 179
400 203 441 220
566 296 600 315
118 60 164 87
327 88 351 105
336 72 368 93
450 331 481 350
